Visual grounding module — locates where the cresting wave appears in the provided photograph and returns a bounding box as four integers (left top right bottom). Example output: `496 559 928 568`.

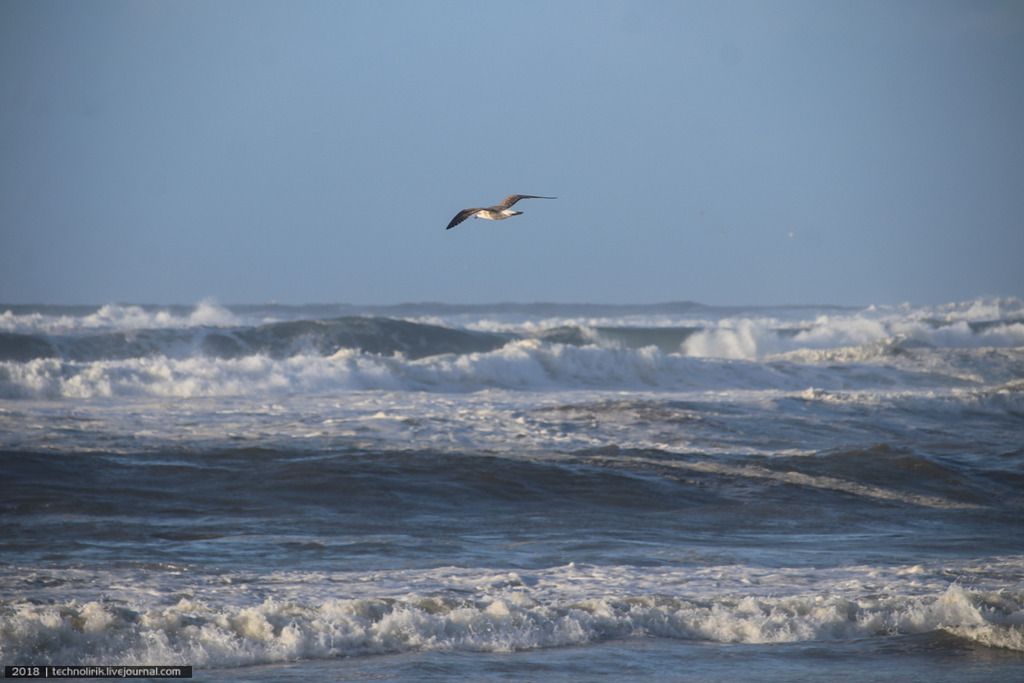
0 316 509 363
2 298 1022 361
4 341 1015 399
1 298 1022 399
2 583 1021 667
0 301 242 335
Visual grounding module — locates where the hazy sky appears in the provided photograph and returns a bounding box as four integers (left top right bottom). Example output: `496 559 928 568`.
1 0 1022 306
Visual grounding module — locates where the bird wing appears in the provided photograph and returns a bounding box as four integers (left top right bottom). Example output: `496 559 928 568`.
497 194 557 209
446 207 483 230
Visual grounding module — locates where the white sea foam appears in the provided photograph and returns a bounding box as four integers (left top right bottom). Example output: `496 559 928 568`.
681 318 784 359
927 297 1024 322
0 301 239 335
683 311 1024 361
0 353 396 400
0 338 949 400
5 334 1017 401
3 562 1022 668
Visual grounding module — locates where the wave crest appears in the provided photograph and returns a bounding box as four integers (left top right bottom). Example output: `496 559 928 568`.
3 584 1020 668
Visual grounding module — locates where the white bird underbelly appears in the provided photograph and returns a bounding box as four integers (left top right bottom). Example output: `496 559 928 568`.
476 209 522 221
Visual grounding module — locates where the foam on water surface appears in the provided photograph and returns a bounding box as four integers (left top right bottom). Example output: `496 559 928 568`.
2 298 1022 677
3 561 1023 668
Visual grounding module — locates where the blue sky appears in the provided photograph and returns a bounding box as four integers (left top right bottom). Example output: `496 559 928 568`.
1 0 1022 305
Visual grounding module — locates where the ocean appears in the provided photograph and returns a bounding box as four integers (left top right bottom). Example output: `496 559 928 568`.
1 298 1022 681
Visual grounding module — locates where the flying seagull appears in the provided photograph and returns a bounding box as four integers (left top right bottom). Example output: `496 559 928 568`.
446 194 556 230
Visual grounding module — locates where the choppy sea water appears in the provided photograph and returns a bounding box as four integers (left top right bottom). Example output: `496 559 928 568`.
1 298 1022 681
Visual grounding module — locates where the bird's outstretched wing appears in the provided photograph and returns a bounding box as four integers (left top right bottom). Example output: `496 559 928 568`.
498 194 557 209
446 207 483 230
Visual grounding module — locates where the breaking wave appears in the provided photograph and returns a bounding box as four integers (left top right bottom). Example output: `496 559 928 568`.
0 298 1021 399
0 316 509 364
0 301 240 335
682 314 1024 361
3 340 997 399
2 584 1020 668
